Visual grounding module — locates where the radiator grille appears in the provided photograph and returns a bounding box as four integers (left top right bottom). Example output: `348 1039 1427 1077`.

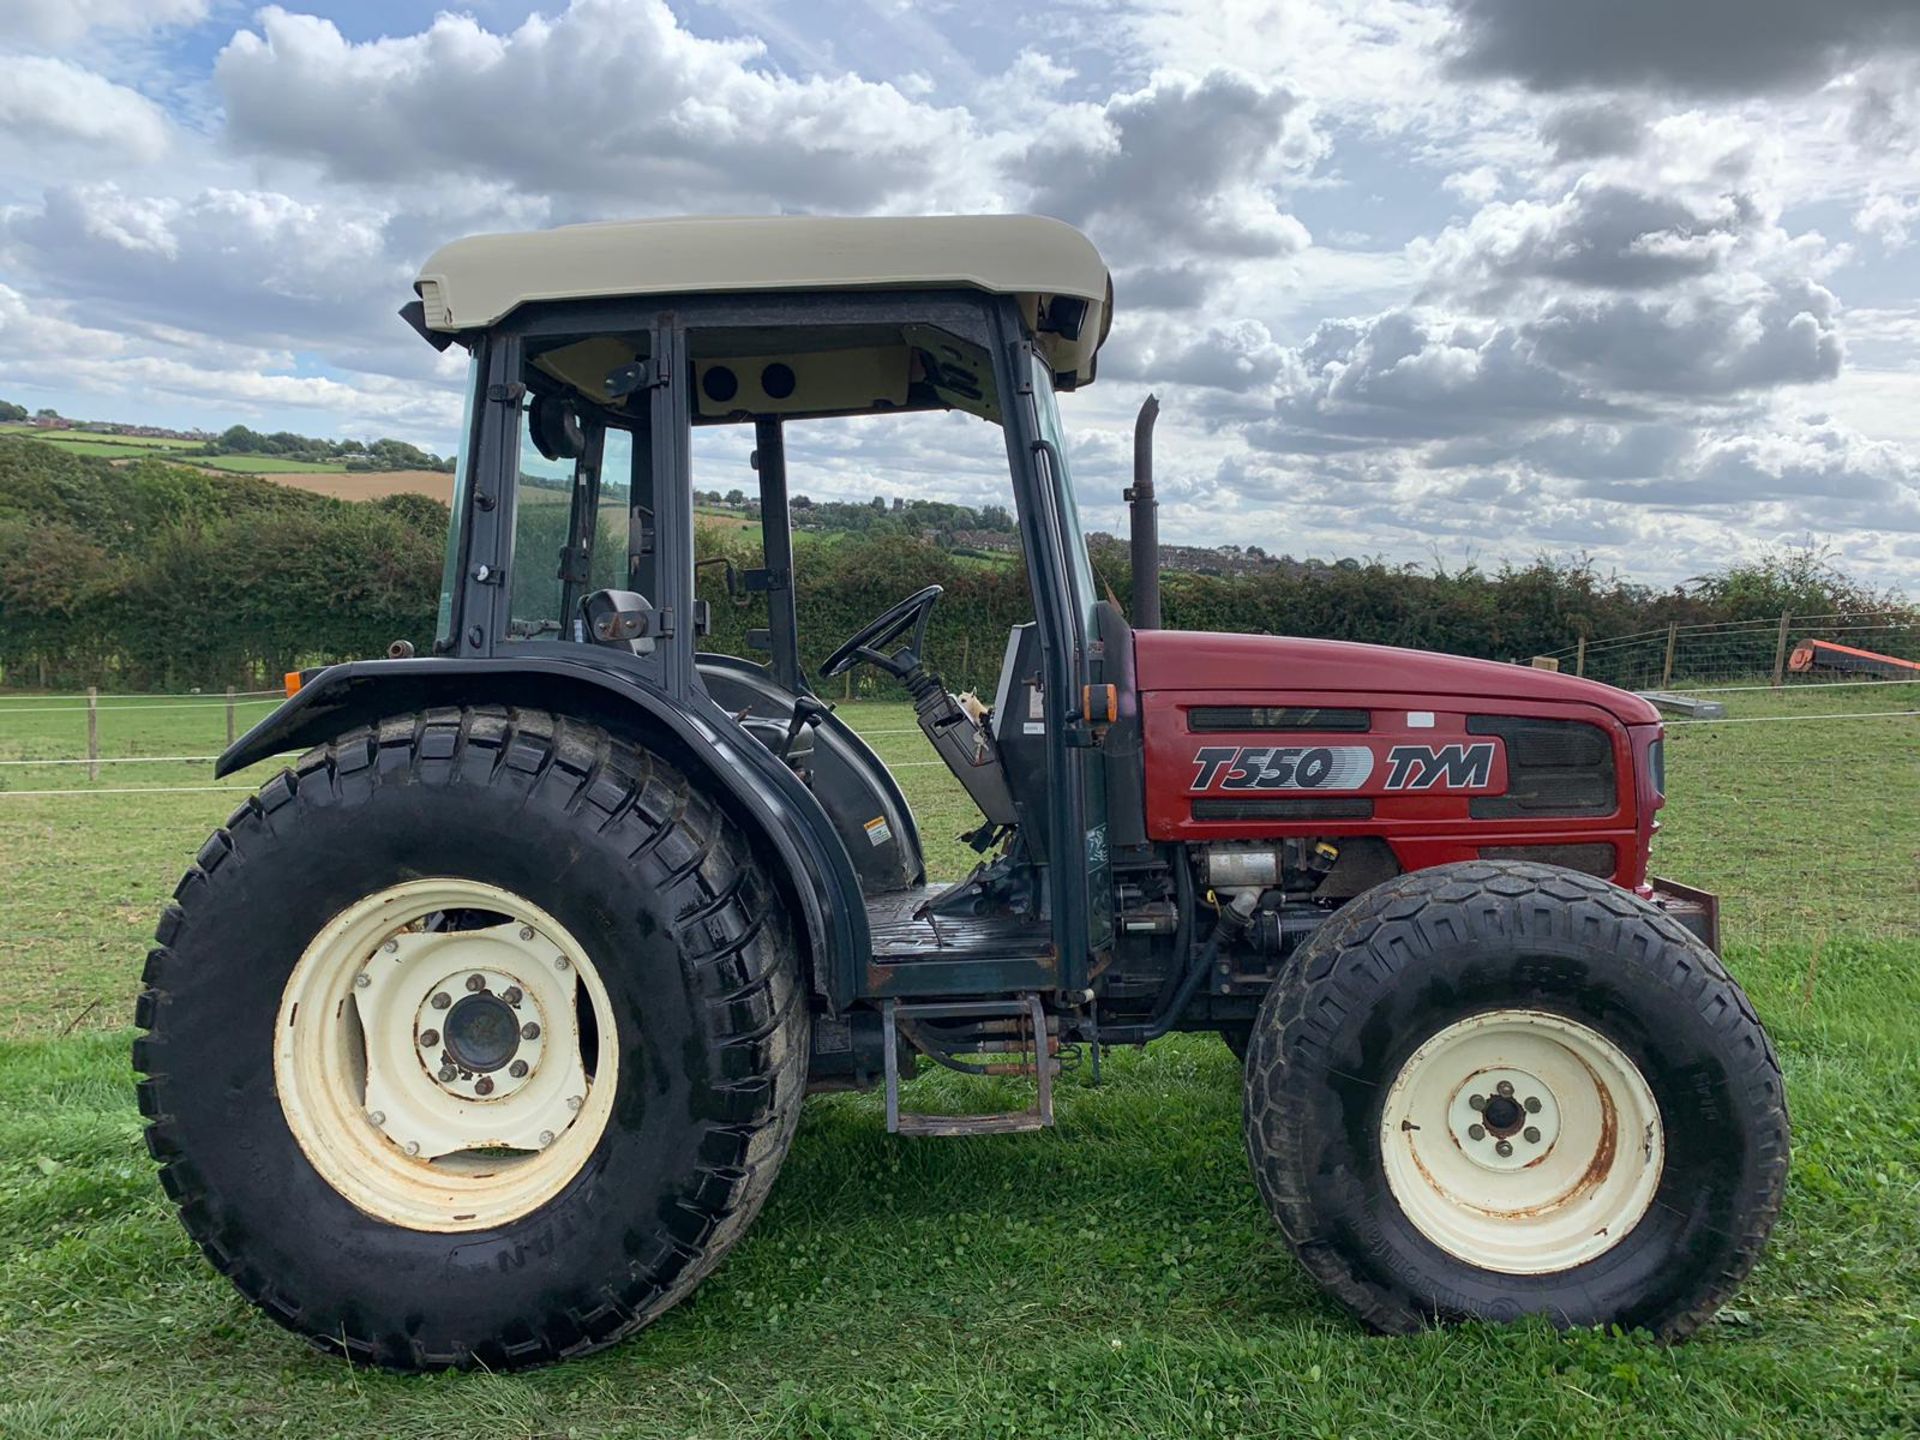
1191 797 1374 821
1188 705 1369 733
1468 716 1617 818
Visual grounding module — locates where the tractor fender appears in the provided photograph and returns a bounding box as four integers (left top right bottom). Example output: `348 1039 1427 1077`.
216 655 868 1012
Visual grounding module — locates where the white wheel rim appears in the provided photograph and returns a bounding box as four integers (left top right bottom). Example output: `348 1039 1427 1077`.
275 879 618 1232
1380 1009 1664 1275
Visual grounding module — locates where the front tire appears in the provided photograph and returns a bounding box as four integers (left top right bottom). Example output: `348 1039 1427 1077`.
134 708 808 1369
1244 861 1787 1339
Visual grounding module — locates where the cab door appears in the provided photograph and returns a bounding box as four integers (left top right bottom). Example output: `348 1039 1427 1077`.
1003 329 1114 989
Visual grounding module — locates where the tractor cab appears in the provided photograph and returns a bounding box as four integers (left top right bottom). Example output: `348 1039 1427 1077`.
408 215 1127 1061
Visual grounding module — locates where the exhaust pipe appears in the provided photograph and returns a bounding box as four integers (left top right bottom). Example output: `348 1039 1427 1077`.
1127 393 1161 629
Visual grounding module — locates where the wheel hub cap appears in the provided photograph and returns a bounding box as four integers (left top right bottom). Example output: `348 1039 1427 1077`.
1445 1067 1561 1170
1380 1009 1664 1275
275 880 617 1232
442 991 521 1073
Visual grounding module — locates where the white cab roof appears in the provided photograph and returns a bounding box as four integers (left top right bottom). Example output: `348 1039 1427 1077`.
414 214 1112 381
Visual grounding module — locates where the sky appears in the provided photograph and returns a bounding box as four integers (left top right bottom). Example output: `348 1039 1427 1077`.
0 0 1916 588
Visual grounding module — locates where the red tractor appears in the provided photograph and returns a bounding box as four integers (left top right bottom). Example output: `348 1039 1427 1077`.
136 216 1786 1369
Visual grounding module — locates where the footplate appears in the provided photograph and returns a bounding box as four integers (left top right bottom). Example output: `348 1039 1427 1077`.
882 995 1055 1136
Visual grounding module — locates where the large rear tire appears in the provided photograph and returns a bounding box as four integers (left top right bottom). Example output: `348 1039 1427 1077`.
1244 860 1787 1339
135 708 809 1370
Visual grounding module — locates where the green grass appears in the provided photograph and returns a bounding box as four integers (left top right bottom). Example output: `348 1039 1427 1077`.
4 430 204 454
4 431 348 471
189 454 350 474
0 683 1915 1437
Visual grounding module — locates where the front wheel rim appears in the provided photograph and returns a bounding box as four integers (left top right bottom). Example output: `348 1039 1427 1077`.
275 879 619 1232
1380 1009 1664 1275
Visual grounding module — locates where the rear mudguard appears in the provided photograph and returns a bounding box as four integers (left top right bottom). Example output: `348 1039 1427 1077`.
217 655 869 1012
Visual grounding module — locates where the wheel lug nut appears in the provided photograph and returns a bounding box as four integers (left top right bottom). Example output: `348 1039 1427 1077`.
438 1065 457 1082
1524 1096 1542 1113
509 1060 529 1078
503 986 524 1006
1495 1139 1513 1157
465 973 486 992
419 1029 440 1048
367 1110 385 1126
1468 1123 1486 1141
1523 1126 1542 1144
383 940 399 954
519 926 534 941
1496 1080 1514 1097
1468 1094 1486 1111
538 1130 556 1147
555 955 570 971
521 1022 540 1040
430 992 451 1010
354 972 370 989
403 1141 420 1157
474 1076 494 1096
566 1095 582 1111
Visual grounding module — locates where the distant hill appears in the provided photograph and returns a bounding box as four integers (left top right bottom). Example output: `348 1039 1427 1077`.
0 401 453 489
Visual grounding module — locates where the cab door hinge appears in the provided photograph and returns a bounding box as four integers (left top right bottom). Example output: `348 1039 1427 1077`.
486 381 527 405
604 358 671 400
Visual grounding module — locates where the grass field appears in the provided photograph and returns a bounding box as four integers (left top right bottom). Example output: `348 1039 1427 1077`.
189 453 350 474
0 427 202 453
0 681 1915 1437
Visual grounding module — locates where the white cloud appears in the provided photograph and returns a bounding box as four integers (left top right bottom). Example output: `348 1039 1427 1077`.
0 0 206 49
0 56 170 160
1020 69 1318 266
215 1 997 214
1853 192 1920 252
1442 166 1503 205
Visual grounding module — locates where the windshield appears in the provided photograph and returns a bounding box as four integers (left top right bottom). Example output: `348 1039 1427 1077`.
1028 351 1100 648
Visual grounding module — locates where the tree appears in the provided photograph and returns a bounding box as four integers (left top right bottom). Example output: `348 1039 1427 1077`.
724 488 746 506
0 399 27 423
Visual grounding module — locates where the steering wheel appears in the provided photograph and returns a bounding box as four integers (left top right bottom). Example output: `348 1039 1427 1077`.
818 585 943 680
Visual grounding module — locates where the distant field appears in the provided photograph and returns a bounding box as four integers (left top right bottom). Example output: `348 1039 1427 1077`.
190 454 348 474
694 505 755 530
264 469 453 502
2 428 202 453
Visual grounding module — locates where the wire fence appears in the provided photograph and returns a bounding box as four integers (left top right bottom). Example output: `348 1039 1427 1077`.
1535 609 1920 693
3 676 1912 949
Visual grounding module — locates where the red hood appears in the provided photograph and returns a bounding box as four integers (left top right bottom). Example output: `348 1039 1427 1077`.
1133 630 1660 725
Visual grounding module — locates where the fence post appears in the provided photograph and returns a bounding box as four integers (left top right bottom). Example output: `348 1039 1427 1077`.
1772 611 1791 688
87 686 100 783
1574 634 1587 678
1661 622 1678 688
226 686 237 747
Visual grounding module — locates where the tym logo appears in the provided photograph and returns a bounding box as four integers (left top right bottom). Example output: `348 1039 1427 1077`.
1189 745 1375 792
1383 742 1496 791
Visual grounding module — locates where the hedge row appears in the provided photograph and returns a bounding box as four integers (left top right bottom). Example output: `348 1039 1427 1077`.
0 439 1905 694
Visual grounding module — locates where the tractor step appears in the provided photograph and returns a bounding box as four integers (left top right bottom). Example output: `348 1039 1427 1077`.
882 994 1055 1137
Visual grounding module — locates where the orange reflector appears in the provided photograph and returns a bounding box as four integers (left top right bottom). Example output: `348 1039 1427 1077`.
284 671 304 697
1082 683 1118 724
